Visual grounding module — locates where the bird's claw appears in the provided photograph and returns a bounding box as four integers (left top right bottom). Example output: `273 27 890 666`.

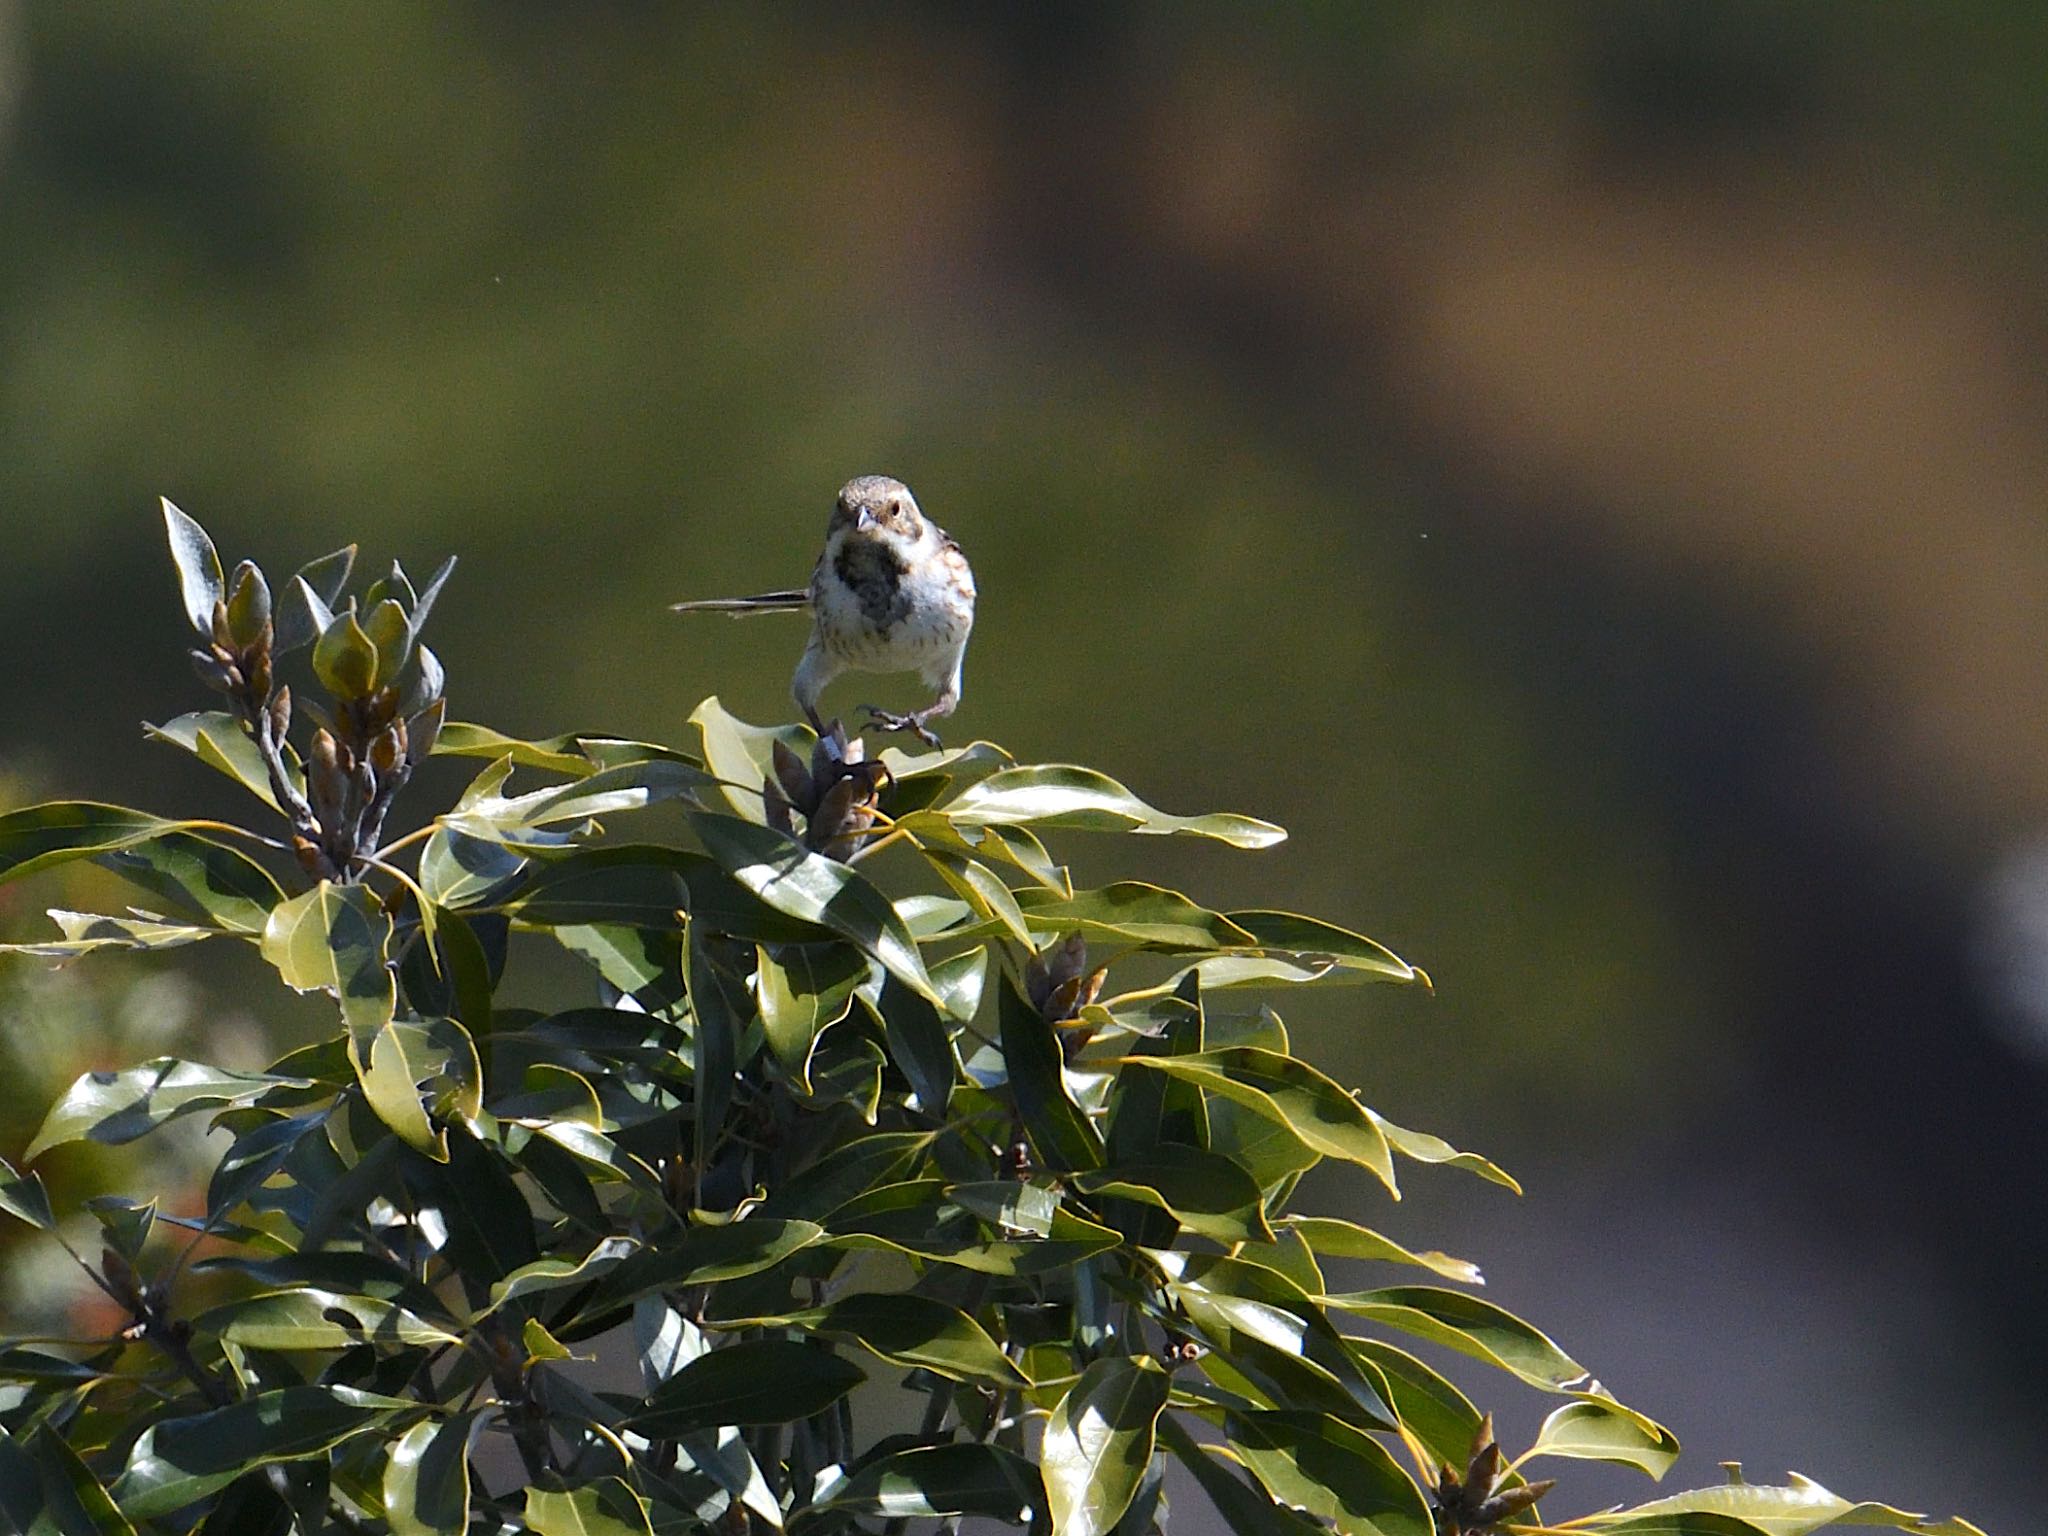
859 704 942 749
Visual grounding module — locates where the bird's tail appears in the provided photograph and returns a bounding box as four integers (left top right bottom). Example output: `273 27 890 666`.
669 590 811 616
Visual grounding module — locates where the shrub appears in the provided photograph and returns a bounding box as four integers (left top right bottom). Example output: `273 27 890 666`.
0 505 1985 1536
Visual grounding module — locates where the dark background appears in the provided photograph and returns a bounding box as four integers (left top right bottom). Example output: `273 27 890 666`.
0 5 2039 1529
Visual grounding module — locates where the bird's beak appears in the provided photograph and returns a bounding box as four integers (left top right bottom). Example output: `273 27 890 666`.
855 507 877 532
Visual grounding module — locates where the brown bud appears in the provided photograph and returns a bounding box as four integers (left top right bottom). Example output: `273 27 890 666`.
369 720 406 775
310 729 339 774
1474 1481 1554 1527
210 598 234 650
268 685 292 743
771 739 816 815
763 774 795 834
293 836 325 874
246 647 272 702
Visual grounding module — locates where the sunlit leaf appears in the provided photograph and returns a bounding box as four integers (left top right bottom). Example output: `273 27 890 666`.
525 1478 654 1536
95 832 283 933
0 803 211 888
1528 1398 1681 1479
2 909 221 959
757 941 864 1083
798 1443 1043 1527
383 1413 473 1536
724 1292 1025 1387
1229 1409 1434 1536
1041 1355 1170 1536
112 1386 411 1519
259 882 395 1058
0 1155 54 1230
690 812 941 1005
25 1059 311 1160
1073 1143 1273 1244
196 1289 459 1350
1286 1216 1483 1285
1319 1285 1586 1391
311 605 380 698
161 498 224 636
1157 1414 1325 1536
1597 1471 1984 1536
1364 1110 1520 1194
940 764 1285 849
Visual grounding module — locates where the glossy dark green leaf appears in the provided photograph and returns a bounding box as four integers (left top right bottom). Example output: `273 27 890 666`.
409 1127 538 1286
206 1112 326 1223
1156 1415 1325 1536
420 823 530 908
1347 1340 1485 1470
0 1424 138 1536
161 498 224 636
1148 1249 1398 1431
728 1292 1025 1386
196 1288 459 1350
1229 1410 1434 1536
1365 1110 1520 1193
941 764 1285 849
0 804 210 887
1286 1216 1483 1285
589 1219 824 1312
1 909 220 959
1319 1285 1586 1391
689 696 810 823
259 882 395 1058
1042 1356 1171 1536
525 1479 654 1536
1113 1047 1394 1191
382 1412 473 1536
1528 1397 1681 1478
999 976 1103 1172
272 545 357 652
144 711 283 813
755 1132 931 1222
445 758 714 841
686 920 742 1176
1222 911 1421 985
0 1347 97 1385
361 1016 480 1160
800 1444 1044 1526
1599 1472 1979 1536
111 1386 411 1520
624 1339 863 1437
311 605 380 698
25 1060 311 1160
93 832 282 934
1073 1143 1272 1244
690 813 942 1005
1004 883 1259 949
756 941 864 1081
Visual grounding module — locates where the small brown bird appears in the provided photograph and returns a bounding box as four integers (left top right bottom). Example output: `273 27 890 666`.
672 475 976 747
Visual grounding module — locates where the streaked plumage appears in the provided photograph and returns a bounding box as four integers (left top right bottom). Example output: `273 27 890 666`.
671 475 975 746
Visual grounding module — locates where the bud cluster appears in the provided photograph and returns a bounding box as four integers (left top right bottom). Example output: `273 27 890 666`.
763 720 889 862
164 502 451 883
1430 1414 1555 1535
1026 932 1109 1057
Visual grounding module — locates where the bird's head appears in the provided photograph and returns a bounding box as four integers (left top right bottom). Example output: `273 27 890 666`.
829 474 929 551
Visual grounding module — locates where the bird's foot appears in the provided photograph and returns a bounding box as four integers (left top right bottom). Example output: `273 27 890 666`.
860 704 942 749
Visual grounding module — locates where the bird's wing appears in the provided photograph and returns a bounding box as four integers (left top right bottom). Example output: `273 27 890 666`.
669 590 811 615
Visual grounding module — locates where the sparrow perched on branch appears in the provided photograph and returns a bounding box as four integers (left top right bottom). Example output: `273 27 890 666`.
671 475 976 747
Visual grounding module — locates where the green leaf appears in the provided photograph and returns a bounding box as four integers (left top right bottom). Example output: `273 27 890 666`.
260 882 395 1059
420 824 529 909
1319 1285 1586 1391
1148 1249 1399 1432
1364 1111 1520 1194
689 696 809 822
273 545 357 652
383 1413 473 1536
727 1292 1026 1386
312 605 381 698
999 976 1104 1172
871 974 961 1117
0 803 211 887
1112 1048 1395 1192
623 1339 864 1437
1003 883 1260 949
196 1289 459 1350
940 764 1285 848
429 723 601 776
1157 1414 1326 1536
757 941 864 1082
0 1425 138 1536
1229 1410 1434 1536
589 1219 824 1312
1528 1398 1681 1479
445 759 714 841
690 812 942 1005
1600 1472 1982 1536
361 1017 481 1160
96 833 283 933
1222 910 1421 984
112 1386 411 1520
0 1155 53 1229
1042 1355 1171 1536
25 1059 310 1160
1285 1216 1483 1285
144 712 283 812
362 598 412 685
2 909 221 959
1347 1341 1485 1471
161 498 224 636
1073 1142 1273 1244
525 1480 655 1536
800 1444 1044 1527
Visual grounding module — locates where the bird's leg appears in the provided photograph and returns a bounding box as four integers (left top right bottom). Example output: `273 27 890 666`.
859 704 943 750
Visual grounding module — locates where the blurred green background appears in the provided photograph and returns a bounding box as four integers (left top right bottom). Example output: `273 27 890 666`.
0 3 2042 1528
